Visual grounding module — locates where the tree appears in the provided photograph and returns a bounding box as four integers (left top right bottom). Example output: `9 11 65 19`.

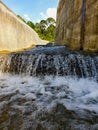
27 21 35 29
17 15 26 23
46 24 56 41
34 17 56 41
46 17 56 26
39 20 47 34
16 15 56 41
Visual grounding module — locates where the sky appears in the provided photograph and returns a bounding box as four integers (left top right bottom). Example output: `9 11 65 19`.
2 0 59 23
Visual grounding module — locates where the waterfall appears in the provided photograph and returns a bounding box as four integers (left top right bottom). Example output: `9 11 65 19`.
0 46 97 80
0 46 98 129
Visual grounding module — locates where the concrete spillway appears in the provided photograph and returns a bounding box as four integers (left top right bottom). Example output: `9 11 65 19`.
0 1 42 51
55 0 98 51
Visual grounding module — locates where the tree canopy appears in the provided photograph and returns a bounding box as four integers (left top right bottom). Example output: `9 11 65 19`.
34 17 56 41
17 15 56 42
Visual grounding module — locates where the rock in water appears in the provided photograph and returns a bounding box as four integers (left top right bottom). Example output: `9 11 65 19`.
0 1 42 51
55 0 98 51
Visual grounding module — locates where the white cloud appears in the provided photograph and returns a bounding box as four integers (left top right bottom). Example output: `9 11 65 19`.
46 8 57 20
24 14 31 21
40 8 57 20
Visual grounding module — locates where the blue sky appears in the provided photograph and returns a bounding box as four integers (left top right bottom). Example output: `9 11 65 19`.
2 0 59 23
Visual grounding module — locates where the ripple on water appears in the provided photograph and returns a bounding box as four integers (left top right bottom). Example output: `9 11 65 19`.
0 72 98 129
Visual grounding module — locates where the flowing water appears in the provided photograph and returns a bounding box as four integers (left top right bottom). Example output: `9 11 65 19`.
0 46 98 79
0 46 98 130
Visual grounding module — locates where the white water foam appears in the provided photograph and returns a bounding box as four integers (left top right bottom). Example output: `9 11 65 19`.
0 71 98 113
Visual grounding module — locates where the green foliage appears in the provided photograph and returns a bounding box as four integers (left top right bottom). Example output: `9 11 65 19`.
17 15 26 23
17 15 56 42
34 17 56 41
46 17 56 26
26 21 35 29
46 24 56 41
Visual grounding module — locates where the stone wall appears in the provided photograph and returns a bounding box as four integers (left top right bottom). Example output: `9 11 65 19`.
0 1 42 51
55 0 98 51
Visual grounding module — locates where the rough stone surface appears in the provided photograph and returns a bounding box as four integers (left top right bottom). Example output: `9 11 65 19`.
0 1 42 51
55 0 98 51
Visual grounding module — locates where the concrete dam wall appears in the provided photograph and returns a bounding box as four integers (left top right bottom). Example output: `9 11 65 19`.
0 1 42 51
55 0 98 51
